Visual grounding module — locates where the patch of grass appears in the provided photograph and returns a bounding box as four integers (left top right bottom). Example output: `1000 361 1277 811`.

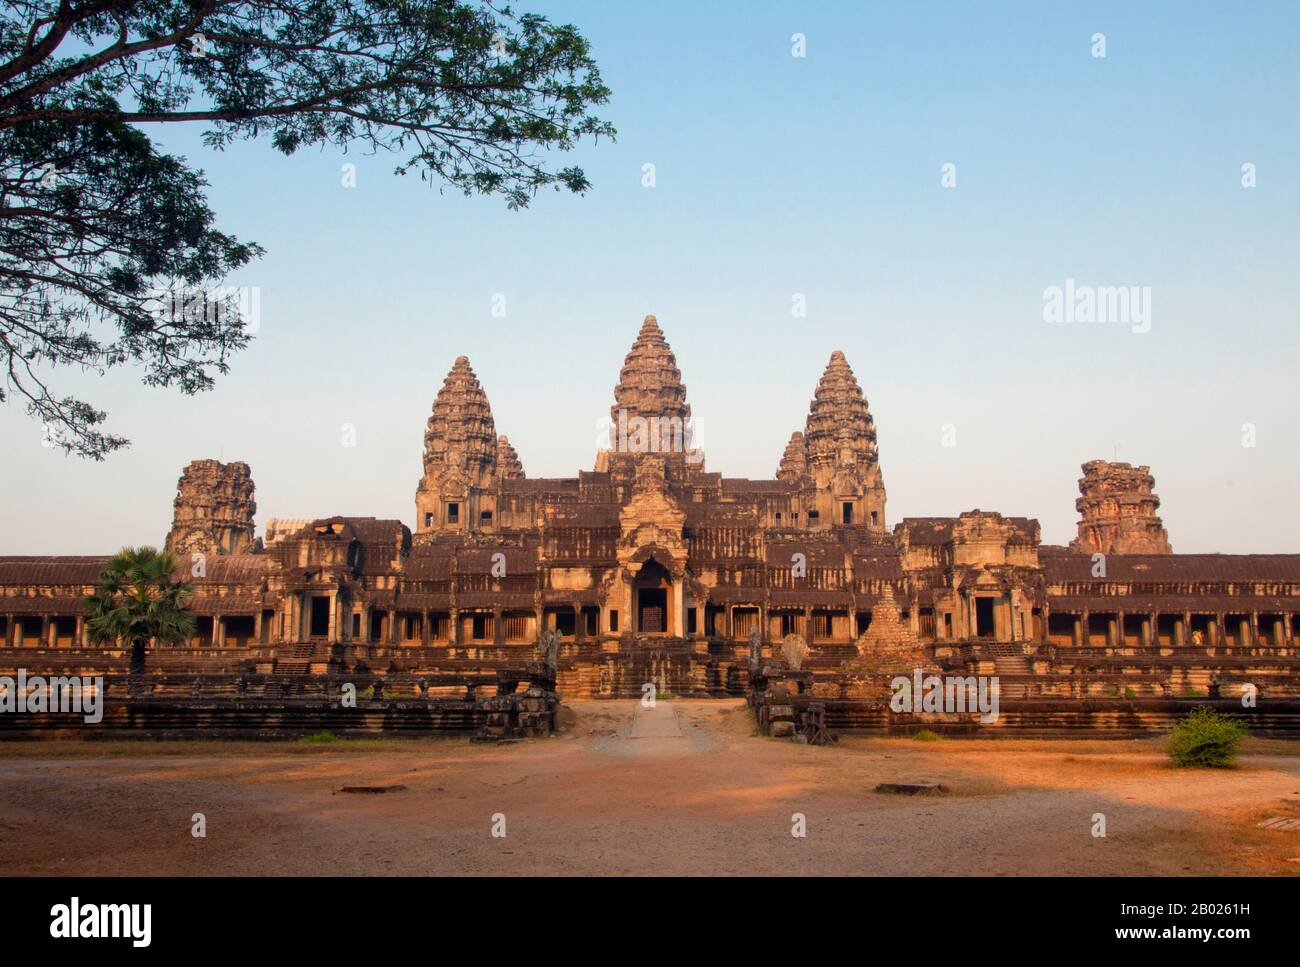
1177 687 1205 698
1124 687 1137 700
299 731 343 744
1166 707 1248 768
912 729 941 742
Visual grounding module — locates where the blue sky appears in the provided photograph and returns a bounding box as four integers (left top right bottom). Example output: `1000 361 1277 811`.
3 0 1299 553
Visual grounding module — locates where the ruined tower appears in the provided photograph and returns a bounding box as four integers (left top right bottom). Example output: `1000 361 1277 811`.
776 431 808 483
800 350 887 530
496 435 525 480
596 314 703 474
415 356 501 534
1069 460 1172 555
165 459 257 556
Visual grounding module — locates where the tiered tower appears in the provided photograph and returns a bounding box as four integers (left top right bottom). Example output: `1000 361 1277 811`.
165 460 257 556
776 431 807 483
415 356 502 534
1069 460 1172 555
596 314 703 475
496 436 525 479
797 350 887 530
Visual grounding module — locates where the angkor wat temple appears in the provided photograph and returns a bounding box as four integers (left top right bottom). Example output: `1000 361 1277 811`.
2 315 1298 736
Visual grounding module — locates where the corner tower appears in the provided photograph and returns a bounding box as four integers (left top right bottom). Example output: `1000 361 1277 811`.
415 356 507 534
800 350 886 530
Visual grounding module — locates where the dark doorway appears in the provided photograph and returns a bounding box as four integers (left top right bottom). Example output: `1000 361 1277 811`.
310 596 330 637
975 597 996 638
842 502 853 524
634 558 672 635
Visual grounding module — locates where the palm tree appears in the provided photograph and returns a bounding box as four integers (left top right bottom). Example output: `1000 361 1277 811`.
85 547 196 675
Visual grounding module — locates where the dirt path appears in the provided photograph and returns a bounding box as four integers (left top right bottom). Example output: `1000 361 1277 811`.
1 700 1298 876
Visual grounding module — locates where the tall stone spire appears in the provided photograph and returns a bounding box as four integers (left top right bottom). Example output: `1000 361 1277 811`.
598 314 702 473
776 431 807 483
421 356 498 482
415 356 499 532
803 350 879 481
1069 460 1172 555
610 314 691 427
497 435 525 480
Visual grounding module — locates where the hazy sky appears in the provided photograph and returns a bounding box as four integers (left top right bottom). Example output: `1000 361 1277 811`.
3 1 1298 555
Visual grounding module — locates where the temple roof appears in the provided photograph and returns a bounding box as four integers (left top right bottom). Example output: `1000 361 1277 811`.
1040 547 1300 583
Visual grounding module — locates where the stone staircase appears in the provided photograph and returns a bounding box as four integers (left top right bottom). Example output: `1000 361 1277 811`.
274 642 317 677
600 636 704 699
986 642 1030 698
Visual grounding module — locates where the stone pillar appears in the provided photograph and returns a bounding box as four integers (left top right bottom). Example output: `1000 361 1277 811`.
1080 608 1090 646
389 610 399 645
41 615 51 648
450 607 460 645
494 608 504 645
1114 611 1125 647
1181 611 1191 647
1249 612 1259 647
574 604 583 645
672 578 685 638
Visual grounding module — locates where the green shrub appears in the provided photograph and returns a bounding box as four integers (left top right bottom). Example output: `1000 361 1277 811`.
1165 707 1248 768
912 728 941 742
299 730 341 744
1124 686 1137 700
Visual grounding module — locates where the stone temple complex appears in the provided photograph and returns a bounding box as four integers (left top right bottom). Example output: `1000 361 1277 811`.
1 314 1298 737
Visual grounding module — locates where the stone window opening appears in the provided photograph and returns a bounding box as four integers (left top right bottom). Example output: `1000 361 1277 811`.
609 609 619 633
471 614 488 640
480 509 493 524
447 502 460 524
424 512 433 527
842 502 853 525
870 511 879 526
807 510 820 522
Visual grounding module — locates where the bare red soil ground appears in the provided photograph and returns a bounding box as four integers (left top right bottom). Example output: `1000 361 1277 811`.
1 700 1298 876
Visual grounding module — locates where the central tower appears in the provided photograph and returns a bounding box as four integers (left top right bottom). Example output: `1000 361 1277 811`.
596 314 704 477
